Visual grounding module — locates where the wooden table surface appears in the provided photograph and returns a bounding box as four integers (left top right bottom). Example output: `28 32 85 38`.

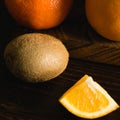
0 0 120 120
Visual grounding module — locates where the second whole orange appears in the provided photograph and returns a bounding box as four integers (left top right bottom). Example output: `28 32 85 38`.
85 0 120 41
5 0 73 30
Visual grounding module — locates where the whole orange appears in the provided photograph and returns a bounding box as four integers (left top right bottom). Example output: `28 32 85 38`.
5 0 73 29
85 0 120 41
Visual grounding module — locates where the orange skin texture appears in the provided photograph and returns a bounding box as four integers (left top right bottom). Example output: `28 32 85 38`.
86 0 120 41
5 0 73 29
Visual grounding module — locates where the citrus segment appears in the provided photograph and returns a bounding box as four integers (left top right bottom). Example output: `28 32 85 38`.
59 75 119 119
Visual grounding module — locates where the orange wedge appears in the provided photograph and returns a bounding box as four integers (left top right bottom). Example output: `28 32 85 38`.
59 75 119 119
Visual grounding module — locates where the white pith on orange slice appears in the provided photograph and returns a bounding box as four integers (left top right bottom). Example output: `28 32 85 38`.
59 75 119 119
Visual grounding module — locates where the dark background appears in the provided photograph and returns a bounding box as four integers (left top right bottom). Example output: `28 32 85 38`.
0 0 120 119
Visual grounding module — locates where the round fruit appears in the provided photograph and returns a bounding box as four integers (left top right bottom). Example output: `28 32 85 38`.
85 0 120 41
4 33 69 82
5 0 73 30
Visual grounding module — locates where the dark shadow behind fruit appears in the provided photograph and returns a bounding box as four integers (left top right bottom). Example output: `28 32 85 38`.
4 33 69 83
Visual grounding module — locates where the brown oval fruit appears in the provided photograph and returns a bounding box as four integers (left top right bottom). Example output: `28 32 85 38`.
4 33 69 82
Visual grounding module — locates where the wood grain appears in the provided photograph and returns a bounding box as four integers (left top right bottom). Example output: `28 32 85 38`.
0 0 120 120
0 59 120 120
1 0 120 66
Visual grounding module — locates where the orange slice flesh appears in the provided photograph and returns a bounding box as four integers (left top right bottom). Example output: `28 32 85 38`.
59 75 119 119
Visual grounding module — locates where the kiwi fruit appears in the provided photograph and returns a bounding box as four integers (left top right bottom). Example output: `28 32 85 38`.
4 33 69 82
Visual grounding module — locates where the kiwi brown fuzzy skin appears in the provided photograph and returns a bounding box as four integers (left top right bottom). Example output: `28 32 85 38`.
4 33 69 82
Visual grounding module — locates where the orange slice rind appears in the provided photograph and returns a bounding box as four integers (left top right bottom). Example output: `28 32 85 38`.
59 75 119 119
